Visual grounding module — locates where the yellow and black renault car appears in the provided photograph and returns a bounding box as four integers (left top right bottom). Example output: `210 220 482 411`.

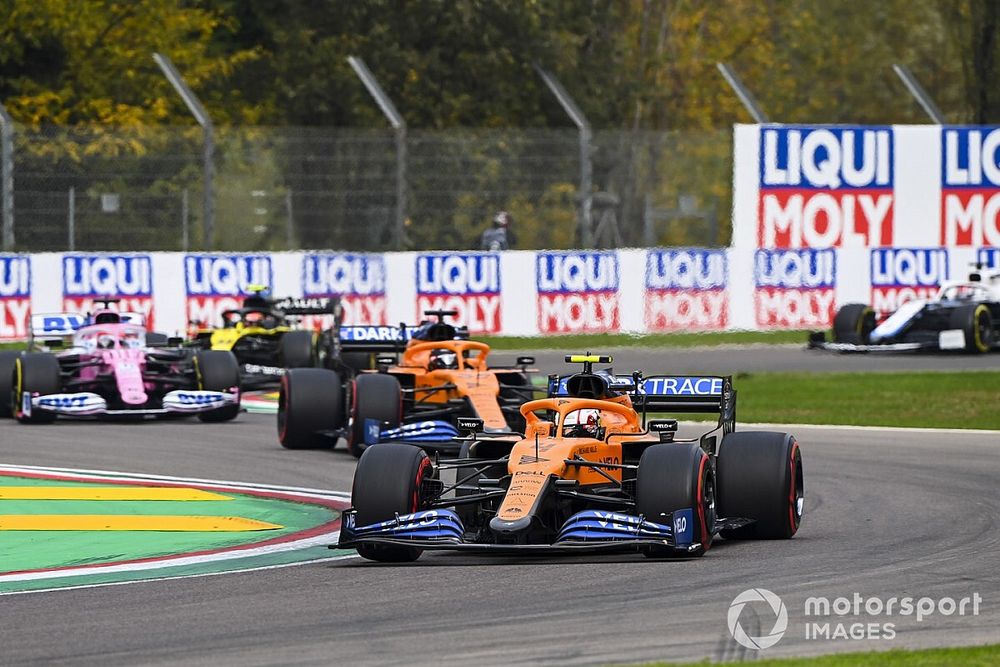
189 287 341 388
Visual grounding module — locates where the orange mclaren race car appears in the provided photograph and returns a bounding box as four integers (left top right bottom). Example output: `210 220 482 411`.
277 311 536 457
337 355 804 562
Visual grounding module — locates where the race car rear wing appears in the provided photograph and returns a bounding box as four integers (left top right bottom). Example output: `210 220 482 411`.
625 375 734 415
336 317 471 353
31 313 87 338
337 325 421 352
548 372 736 421
272 296 341 316
29 311 149 348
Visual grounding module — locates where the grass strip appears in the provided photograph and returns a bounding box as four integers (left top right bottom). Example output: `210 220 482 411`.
724 370 1000 430
638 643 1000 666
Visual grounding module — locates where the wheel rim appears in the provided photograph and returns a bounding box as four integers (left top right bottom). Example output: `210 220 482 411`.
347 380 365 454
13 358 22 417
695 454 715 549
975 308 993 351
277 377 289 441
789 443 804 531
702 469 717 545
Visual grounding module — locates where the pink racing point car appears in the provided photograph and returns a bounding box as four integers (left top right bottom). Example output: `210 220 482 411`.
0 309 241 423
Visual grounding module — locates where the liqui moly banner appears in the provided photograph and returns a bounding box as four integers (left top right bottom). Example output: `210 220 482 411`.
870 248 947 312
62 254 154 329
415 253 501 333
758 126 894 248
537 251 619 334
754 249 836 328
0 255 30 340
303 253 386 325
184 254 272 327
644 249 727 331
979 247 1000 268
941 127 1000 246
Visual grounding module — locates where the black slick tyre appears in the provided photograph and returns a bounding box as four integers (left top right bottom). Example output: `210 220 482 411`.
636 443 715 557
832 303 876 344
13 353 61 424
716 431 803 539
277 368 343 449
194 350 241 422
352 444 430 562
280 330 316 368
347 374 402 458
949 303 993 353
0 350 21 418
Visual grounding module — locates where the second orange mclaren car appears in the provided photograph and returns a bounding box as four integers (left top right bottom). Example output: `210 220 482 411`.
277 310 537 457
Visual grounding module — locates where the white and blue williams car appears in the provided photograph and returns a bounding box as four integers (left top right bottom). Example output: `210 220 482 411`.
810 264 999 353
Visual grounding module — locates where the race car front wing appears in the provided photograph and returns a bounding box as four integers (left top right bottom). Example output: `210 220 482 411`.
335 508 735 555
25 389 240 417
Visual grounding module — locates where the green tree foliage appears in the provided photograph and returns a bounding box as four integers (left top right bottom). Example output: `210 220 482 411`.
0 0 263 127
5 1 1000 131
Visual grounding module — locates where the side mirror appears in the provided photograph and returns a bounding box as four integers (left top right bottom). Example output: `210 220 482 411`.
376 354 397 370
516 356 535 367
457 417 484 438
648 419 678 442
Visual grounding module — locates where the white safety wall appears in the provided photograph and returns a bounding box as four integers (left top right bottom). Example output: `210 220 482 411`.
0 245 991 341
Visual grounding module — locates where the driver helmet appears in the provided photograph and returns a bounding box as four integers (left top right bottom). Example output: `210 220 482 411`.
97 333 116 349
428 348 458 370
563 409 601 437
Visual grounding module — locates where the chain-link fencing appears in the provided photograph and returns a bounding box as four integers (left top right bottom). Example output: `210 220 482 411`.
4 124 733 252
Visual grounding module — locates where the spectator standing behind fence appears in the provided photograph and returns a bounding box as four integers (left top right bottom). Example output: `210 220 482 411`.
480 211 516 251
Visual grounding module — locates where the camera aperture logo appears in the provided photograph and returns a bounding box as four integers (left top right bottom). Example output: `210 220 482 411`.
727 589 983 650
728 588 788 650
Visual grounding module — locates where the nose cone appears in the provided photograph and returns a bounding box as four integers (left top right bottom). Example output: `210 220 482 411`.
489 515 532 536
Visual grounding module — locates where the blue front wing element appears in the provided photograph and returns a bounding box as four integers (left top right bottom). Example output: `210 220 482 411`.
364 419 460 445
556 508 693 547
341 509 465 543
340 508 695 550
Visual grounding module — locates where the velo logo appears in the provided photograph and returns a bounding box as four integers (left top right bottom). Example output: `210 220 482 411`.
727 588 788 650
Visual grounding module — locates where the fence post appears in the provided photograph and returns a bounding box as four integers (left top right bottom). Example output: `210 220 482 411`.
0 103 14 250
285 189 295 249
534 65 593 248
716 63 769 123
181 188 189 251
892 64 946 124
643 194 654 247
153 53 215 250
347 56 407 250
68 186 76 251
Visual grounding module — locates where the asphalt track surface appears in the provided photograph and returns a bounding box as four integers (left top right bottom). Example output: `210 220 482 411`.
2 356 1000 664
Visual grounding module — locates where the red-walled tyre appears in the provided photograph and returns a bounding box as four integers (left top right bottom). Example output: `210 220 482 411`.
717 431 803 539
352 444 430 563
636 443 715 557
346 374 402 458
278 368 343 449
